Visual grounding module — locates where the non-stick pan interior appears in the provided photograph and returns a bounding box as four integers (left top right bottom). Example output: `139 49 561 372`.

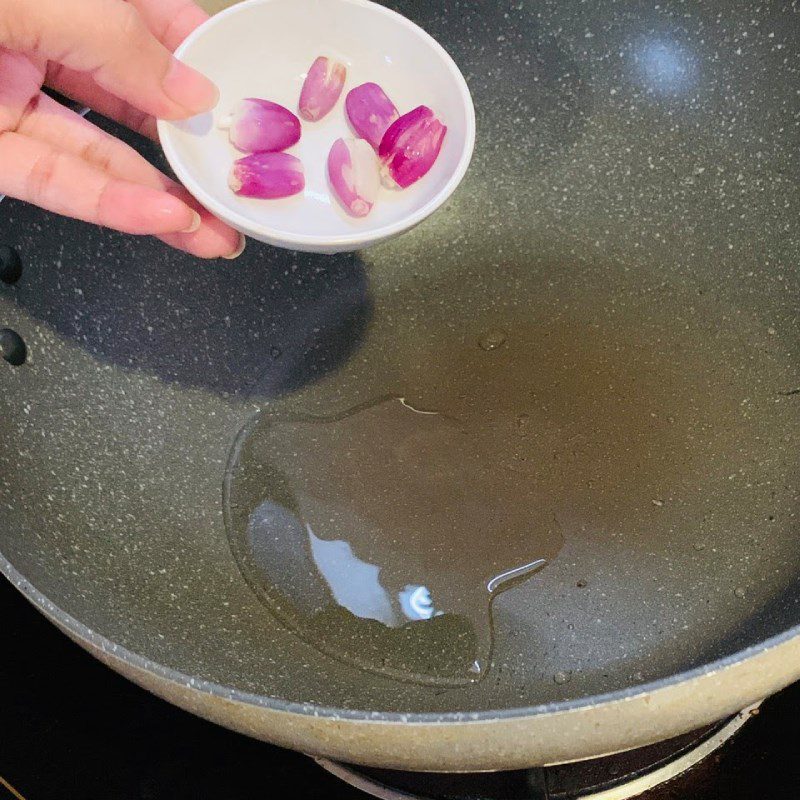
2 0 800 716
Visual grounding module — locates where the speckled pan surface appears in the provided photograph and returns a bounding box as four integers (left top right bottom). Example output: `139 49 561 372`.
2 0 800 771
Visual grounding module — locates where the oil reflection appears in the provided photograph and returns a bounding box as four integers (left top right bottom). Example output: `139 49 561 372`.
308 522 442 625
399 585 443 621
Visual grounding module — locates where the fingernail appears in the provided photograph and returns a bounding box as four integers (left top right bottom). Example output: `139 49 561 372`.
180 210 202 233
223 233 246 260
163 59 220 116
144 192 203 233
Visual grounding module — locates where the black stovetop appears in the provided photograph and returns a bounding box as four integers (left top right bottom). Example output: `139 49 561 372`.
2 578 798 800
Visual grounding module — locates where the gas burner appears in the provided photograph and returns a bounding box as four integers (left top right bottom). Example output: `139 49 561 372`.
316 706 757 800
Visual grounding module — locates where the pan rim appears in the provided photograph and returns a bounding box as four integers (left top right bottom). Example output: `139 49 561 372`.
3 551 799 725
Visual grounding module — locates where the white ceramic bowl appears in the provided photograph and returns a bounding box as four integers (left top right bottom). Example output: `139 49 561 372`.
158 0 476 253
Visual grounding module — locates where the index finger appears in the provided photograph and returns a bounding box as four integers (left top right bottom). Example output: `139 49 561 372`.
0 0 218 119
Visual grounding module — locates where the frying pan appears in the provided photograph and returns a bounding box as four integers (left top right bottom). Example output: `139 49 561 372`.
2 0 800 774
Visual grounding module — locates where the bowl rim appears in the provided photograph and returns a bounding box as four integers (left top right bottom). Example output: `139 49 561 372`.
157 0 476 249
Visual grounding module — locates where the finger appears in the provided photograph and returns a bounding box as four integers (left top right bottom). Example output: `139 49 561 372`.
0 48 44 132
158 218 245 259
161 185 244 258
0 0 218 119
44 0 211 141
45 64 158 140
11 98 243 257
0 51 237 257
0 131 200 235
127 0 208 52
17 93 166 185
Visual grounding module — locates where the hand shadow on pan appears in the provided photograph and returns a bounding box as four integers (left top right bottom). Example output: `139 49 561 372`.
0 119 373 401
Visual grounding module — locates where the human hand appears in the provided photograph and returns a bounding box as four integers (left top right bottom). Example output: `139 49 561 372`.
0 0 244 259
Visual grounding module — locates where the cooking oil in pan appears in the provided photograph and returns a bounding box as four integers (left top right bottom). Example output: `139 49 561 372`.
224 254 796 688
224 395 563 686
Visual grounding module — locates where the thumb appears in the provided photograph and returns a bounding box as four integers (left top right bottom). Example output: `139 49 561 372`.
0 0 218 119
